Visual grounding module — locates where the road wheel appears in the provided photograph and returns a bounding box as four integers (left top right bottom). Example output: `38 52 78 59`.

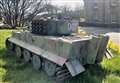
32 54 42 70
23 49 31 62
15 46 22 58
44 60 56 76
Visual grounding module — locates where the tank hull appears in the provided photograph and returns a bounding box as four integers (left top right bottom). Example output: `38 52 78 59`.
6 31 109 80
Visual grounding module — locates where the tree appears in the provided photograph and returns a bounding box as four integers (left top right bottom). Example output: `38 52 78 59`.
60 5 71 17
59 5 85 20
0 0 47 28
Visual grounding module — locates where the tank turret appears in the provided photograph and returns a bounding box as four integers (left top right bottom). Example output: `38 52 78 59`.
31 17 78 36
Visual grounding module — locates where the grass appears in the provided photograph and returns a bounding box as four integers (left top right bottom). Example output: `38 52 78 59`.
0 29 120 83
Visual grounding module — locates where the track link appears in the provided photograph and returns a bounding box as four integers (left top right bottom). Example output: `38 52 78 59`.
55 66 71 81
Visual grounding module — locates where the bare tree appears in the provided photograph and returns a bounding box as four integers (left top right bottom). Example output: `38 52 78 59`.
0 0 47 28
61 6 71 16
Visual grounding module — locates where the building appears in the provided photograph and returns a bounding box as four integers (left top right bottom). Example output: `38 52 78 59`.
83 0 120 27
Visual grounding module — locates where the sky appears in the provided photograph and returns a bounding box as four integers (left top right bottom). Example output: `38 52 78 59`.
51 0 84 9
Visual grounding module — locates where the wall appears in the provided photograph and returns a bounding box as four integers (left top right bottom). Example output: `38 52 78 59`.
83 0 120 26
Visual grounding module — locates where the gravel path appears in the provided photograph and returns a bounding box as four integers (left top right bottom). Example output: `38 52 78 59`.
81 26 120 47
81 26 120 35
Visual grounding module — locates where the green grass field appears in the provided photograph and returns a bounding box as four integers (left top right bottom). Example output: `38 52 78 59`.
0 29 120 83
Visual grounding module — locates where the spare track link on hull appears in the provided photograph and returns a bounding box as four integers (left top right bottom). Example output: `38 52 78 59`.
6 40 72 81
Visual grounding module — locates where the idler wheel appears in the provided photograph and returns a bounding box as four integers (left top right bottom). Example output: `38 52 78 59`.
15 46 22 58
44 60 56 76
32 54 42 70
23 49 31 62
6 40 14 51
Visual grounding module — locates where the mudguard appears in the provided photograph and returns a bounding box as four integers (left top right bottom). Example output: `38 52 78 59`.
65 59 85 76
8 37 67 66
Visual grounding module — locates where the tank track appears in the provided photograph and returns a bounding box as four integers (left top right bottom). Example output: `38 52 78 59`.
6 40 72 82
55 66 72 82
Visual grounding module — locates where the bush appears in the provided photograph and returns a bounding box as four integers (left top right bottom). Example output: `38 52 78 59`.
107 39 120 55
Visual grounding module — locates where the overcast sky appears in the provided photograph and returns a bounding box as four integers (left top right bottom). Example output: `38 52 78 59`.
51 0 84 9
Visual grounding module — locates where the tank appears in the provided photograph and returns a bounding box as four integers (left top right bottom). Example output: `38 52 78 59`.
6 17 109 81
